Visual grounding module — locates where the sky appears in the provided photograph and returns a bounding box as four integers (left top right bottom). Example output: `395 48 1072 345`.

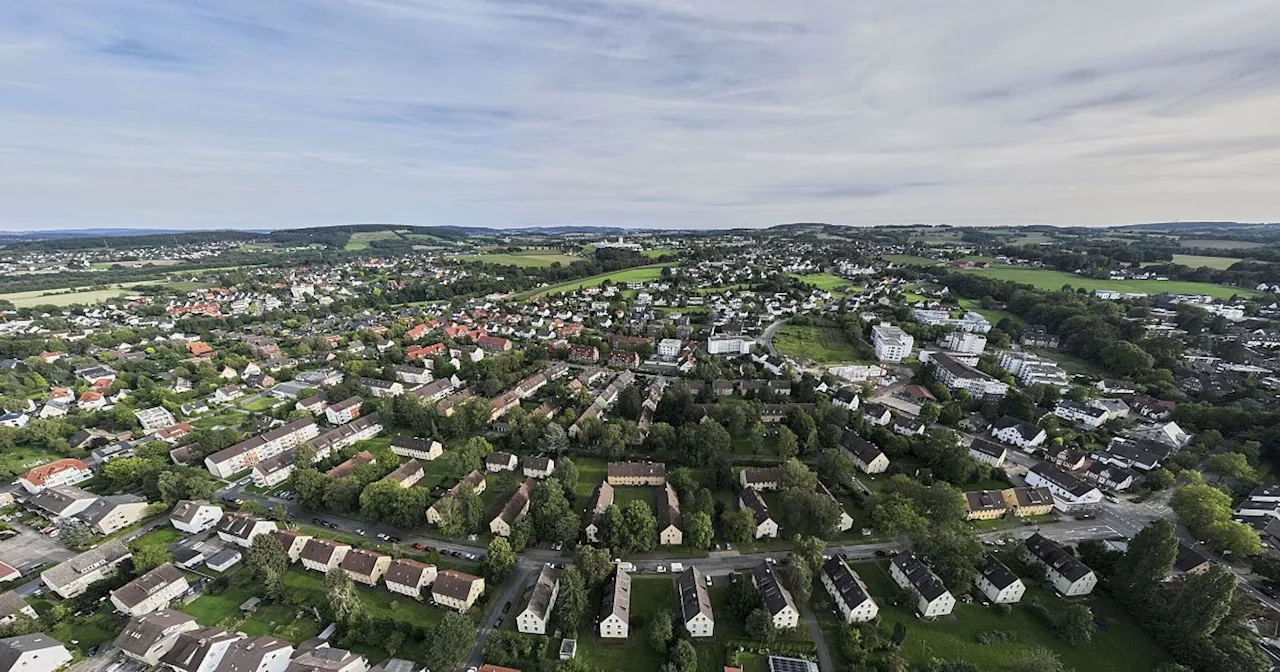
2 1 1280 231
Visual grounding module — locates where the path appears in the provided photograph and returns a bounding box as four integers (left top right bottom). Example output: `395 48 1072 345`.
798 598 835 672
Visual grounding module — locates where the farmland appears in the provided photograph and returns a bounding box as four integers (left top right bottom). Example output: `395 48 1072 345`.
0 286 131 307
957 267 1261 299
880 254 940 266
518 264 668 299
456 250 580 267
344 230 401 250
1160 254 1243 269
789 272 861 295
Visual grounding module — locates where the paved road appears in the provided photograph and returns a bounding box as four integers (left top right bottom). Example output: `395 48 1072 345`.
462 562 537 671
798 598 834 672
759 319 790 357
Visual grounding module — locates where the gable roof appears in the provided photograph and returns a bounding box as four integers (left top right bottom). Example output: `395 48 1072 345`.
752 563 796 617
1025 534 1093 582
678 567 713 624
821 557 872 609
600 568 632 622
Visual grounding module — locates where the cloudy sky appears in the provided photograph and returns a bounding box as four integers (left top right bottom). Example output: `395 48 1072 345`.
2 1 1279 231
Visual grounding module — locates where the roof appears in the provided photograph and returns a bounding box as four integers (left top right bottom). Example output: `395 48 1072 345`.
607 461 666 480
968 438 1007 459
382 459 424 484
978 554 1020 590
0 634 68 671
0 592 30 620
1025 534 1093 582
1029 461 1098 498
1008 486 1054 508
300 539 349 564
30 486 97 516
325 450 376 478
162 628 242 672
339 549 387 576
1174 543 1210 573
521 565 560 622
740 488 771 524
891 553 949 601
840 430 884 464
821 558 872 609
287 646 365 672
214 636 292 672
485 451 516 467
433 570 482 601
42 539 131 590
217 514 269 540
390 436 440 453
111 563 186 608
753 564 796 617
206 419 315 466
964 490 1007 513
114 609 197 656
678 567 713 624
21 458 88 486
80 494 147 526
587 482 615 514
385 559 433 587
655 483 681 531
600 568 632 622
327 396 362 413
495 480 535 526
171 500 218 524
741 467 781 486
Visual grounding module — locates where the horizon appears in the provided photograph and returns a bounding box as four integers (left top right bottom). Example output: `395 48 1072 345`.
3 2 1280 231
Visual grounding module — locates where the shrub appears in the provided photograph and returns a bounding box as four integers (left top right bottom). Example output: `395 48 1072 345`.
976 630 1018 644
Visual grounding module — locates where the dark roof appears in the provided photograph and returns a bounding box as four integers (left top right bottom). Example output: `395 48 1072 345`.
891 553 949 601
965 490 1007 513
969 438 1006 459
655 483 681 531
521 565 560 621
0 592 29 620
338 549 386 576
111 563 186 608
214 636 292 672
740 488 771 524
495 479 535 525
840 430 883 464
678 567 713 623
600 568 632 622
1025 534 1093 582
162 628 241 672
216 514 268 540
114 609 196 656
978 554 1020 590
327 396 362 413
300 539 348 564
1174 543 1210 573
0 634 68 671
433 570 482 601
821 558 872 609
385 559 433 587
752 563 796 617
607 461 666 480
390 436 440 453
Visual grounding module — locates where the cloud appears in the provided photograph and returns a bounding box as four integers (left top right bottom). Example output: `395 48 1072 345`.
0 0 1279 230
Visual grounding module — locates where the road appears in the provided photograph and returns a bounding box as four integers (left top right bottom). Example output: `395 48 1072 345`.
759 319 789 357
462 562 537 671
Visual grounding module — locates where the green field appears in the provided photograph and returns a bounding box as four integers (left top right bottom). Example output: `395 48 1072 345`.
1157 254 1243 270
773 325 861 364
519 264 669 299
1179 238 1266 249
643 248 677 259
0 445 62 477
956 298 1018 325
958 267 1261 299
0 287 130 307
851 561 1163 671
345 231 401 250
789 272 860 295
881 254 940 266
456 251 580 267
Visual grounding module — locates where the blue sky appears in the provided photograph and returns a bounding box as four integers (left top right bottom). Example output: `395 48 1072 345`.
2 0 1279 230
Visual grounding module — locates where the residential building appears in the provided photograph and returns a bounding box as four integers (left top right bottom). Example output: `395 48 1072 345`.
583 482 615 544
270 530 312 564
252 451 296 489
678 567 714 638
325 450 377 479
324 397 363 426
1053 400 1108 429
706 336 753 356
19 459 92 494
204 419 317 479
340 549 391 586
1024 462 1103 512
110 564 190 616
752 564 799 629
300 540 350 574
991 416 1047 451
607 462 666 486
1024 534 1097 596
739 467 780 491
114 610 199 666
170 500 223 534
975 554 1025 604
216 514 278 548
940 331 987 354
522 457 555 479
432 570 485 613
426 471 486 525
490 479 535 538
964 490 1008 521
871 324 913 363
80 495 149 535
389 437 443 461
135 406 178 432
285 646 368 672
384 559 437 599
161 627 244 672
816 481 854 532
313 416 383 463
1002 486 1055 517
0 594 35 627
967 438 1007 467
29 486 97 521
380 460 424 488
213 636 294 672
485 452 518 473
821 558 879 623
739 489 779 539
599 568 631 639
889 554 955 617
41 540 132 599
842 431 889 474
0 634 73 672
517 565 560 635
655 483 683 546
929 352 1009 397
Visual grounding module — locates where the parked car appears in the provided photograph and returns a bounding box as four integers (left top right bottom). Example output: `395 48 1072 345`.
503 602 512 613
355 529 366 536
412 543 427 551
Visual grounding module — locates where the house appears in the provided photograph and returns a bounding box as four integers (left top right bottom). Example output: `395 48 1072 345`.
584 482 615 544
862 404 892 427
426 471 486 525
832 388 860 411
360 378 403 399
18 459 92 494
270 530 312 564
655 483 683 546
213 636 294 672
975 554 1025 604
340 549 391 586
432 570 485 613
1172 543 1212 577
522 457 555 479
41 540 132 599
252 451 296 489
607 461 666 486
172 548 209 571
477 335 512 352
111 564 190 616
991 416 1047 451
821 558 879 623
29 486 98 521
154 498 220 534
893 417 924 437
135 406 178 432
963 490 1008 521
842 431 889 474
393 364 433 385
285 645 368 672
161 627 244 672
384 559 437 599
1001 486 1055 517
326 451 377 479
816 481 854 532
313 417 384 464
0 593 36 626
1024 534 1097 596
739 489 779 539
80 494 149 535
325 397 363 426
569 345 600 364
296 394 328 416
216 514 278 548
204 419 318 479
599 568 632 639
752 564 799 629
967 439 1007 467
739 467 780 491
678 567 714 637
300 540 351 573
214 386 243 404
0 634 73 672
1024 462 1103 513
380 460 425 488
889 554 955 617
490 479 535 538
389 437 443 461
485 452 518 473
114 610 200 666
517 565 560 635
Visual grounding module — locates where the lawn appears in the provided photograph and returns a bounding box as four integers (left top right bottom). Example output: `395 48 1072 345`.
955 298 1018 325
850 561 1164 671
572 457 609 501
457 251 580 267
283 568 446 626
643 248 678 259
958 267 1262 299
773 325 861 364
576 577 676 672
345 231 401 250
789 272 859 296
1161 254 1243 270
238 396 278 412
0 287 130 308
51 612 125 655
181 573 259 626
239 603 322 640
612 487 654 510
0 445 63 477
131 526 184 553
881 254 940 266
518 264 669 299
191 411 247 430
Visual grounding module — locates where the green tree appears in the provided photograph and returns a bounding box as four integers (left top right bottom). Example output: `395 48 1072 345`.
684 512 713 549
745 608 777 643
291 468 329 510
245 533 289 600
776 426 799 460
131 544 172 573
669 639 696 672
325 567 361 622
1204 452 1259 485
1053 602 1096 645
487 537 517 582
57 518 93 550
1015 648 1069 672
323 476 364 513
1113 519 1177 610
554 568 589 633
720 508 756 544
912 524 983 592
573 545 614 587
531 480 580 544
430 613 475 667
648 610 673 652
610 500 657 554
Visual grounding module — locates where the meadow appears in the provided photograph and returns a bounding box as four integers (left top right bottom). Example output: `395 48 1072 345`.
518 264 668 299
789 272 860 295
958 266 1261 299
774 324 862 364
456 250 580 267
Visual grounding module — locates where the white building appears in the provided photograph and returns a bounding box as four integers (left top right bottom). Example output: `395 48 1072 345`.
18 459 92 494
204 419 317 479
706 336 753 356
975 554 1025 604
215 515 278 548
658 339 683 358
821 558 879 623
599 569 631 639
678 567 715 638
991 417 1047 451
110 564 190 616
517 565 560 635
170 500 224 534
872 324 914 363
1025 534 1097 596
0 635 73 672
1024 462 1103 513
752 564 799 630
940 331 987 354
135 406 177 432
889 554 954 618
384 559 437 599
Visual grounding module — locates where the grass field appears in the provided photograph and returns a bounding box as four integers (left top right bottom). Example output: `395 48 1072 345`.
1159 254 1243 269
345 231 401 250
956 298 1018 325
790 272 860 295
643 248 677 259
238 396 278 412
1180 238 1266 249
576 577 678 672
881 254 940 266
456 251 579 267
0 287 130 307
958 267 1261 299
851 561 1163 671
774 325 861 364
0 445 62 476
519 264 669 299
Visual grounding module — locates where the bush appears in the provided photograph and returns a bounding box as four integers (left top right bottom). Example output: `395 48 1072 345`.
992 603 1013 617
976 630 1018 644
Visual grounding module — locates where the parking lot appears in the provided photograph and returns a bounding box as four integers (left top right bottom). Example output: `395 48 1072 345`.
0 524 76 590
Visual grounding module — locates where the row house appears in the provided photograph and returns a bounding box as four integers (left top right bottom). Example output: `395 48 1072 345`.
204 419 318 479
391 436 443 461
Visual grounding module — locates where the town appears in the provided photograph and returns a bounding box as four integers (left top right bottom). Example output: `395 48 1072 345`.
0 222 1279 672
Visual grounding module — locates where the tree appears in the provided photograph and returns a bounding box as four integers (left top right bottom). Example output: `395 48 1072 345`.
1207 519 1263 556
323 476 364 513
291 468 329 510
776 426 799 460
539 423 569 455
745 608 776 643
1171 483 1262 554
617 385 643 421
325 567 361 622
554 568 589 633
509 516 534 553
918 402 940 424
487 537 517 582
726 579 760 620
609 500 657 554
574 545 614 587
531 480 580 544
778 457 818 491
1099 340 1155 377
132 544 172 573
245 533 289 599
869 495 927 536
430 613 475 667
782 556 813 602
669 639 696 672
57 519 93 550
553 456 580 498
818 448 858 489
1112 519 1177 610
684 512 713 549
1204 452 1259 485
1053 602 1095 644
648 610 673 652
156 468 219 506
720 508 756 544
1015 648 1069 672
912 524 983 591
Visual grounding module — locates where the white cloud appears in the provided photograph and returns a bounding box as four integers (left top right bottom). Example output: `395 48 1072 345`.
1 0 1279 230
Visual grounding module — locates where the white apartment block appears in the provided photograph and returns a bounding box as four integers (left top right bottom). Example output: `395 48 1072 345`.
872 324 914 363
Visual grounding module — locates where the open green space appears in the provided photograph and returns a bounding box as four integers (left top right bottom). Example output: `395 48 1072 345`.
456 251 580 267
239 603 322 640
191 411 247 430
345 231 401 250
789 272 860 296
955 298 1018 326
1146 254 1244 270
773 325 861 364
643 248 677 259
576 576 677 672
958 266 1261 299
881 254 940 266
0 287 130 308
0 445 62 477
572 457 608 500
518 264 669 299
181 574 259 626
284 568 446 626
131 526 184 553
1179 238 1266 249
238 396 278 412
50 612 125 655
851 561 1163 671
